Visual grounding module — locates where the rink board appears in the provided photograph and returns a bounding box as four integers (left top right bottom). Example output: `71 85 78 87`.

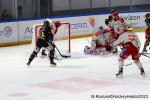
0 11 149 47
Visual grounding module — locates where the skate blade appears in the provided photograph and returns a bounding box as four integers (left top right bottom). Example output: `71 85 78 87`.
40 55 47 58
50 64 56 67
141 74 146 77
116 75 123 78
26 63 30 66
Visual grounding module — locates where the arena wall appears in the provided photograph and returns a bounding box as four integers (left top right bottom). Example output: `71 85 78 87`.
0 11 148 47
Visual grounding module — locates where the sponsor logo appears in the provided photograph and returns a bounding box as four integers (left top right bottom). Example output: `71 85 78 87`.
4 26 12 37
24 27 33 34
0 26 12 38
123 15 141 21
122 15 143 28
71 23 89 30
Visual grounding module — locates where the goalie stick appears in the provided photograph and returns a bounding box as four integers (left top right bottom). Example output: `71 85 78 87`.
53 43 71 58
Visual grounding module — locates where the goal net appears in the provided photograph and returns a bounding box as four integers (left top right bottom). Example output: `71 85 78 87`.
32 22 71 57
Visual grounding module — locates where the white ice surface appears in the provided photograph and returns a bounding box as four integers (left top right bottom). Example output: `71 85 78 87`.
0 32 150 100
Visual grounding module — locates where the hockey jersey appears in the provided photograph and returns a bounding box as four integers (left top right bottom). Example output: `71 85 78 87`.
110 17 126 35
114 30 141 49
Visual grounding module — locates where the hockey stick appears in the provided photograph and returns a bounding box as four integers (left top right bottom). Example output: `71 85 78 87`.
53 43 71 58
140 53 150 58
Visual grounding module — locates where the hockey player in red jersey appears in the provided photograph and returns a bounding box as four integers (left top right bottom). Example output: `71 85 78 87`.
114 25 145 78
84 26 112 55
142 13 150 53
41 20 61 56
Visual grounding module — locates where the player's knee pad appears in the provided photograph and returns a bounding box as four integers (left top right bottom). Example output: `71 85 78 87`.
49 49 55 58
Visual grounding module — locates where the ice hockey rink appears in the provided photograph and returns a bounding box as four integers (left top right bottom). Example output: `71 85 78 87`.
0 32 150 100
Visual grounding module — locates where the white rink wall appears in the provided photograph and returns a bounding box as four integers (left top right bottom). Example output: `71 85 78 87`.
0 11 149 47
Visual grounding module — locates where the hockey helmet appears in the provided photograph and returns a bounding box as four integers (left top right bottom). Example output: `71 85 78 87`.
105 19 109 25
108 15 113 21
54 21 61 28
111 9 118 17
44 20 50 27
145 18 150 23
145 13 150 18
98 26 104 33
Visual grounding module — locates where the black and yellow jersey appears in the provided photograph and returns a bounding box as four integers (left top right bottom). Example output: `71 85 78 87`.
38 26 53 42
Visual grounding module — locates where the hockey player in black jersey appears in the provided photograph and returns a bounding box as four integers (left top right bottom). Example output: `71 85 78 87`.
27 20 57 66
41 20 61 56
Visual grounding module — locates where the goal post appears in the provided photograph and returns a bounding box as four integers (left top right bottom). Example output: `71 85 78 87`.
32 22 71 56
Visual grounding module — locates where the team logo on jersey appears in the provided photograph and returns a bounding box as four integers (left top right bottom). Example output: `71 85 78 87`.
4 26 12 37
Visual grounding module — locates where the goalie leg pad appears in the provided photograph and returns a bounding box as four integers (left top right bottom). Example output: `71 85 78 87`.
84 46 93 54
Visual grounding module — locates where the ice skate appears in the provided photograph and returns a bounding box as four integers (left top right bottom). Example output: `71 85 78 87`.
140 67 146 77
116 68 123 78
50 60 56 67
41 51 47 56
26 60 31 66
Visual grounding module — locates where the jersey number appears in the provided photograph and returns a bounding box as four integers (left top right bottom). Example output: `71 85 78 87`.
39 32 45 38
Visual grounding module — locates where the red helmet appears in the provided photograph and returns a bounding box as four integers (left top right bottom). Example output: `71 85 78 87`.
145 13 150 18
54 21 61 28
111 9 118 17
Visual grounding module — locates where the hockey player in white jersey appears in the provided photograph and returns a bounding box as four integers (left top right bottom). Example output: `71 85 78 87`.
84 26 112 55
110 10 126 35
113 25 145 78
109 10 127 53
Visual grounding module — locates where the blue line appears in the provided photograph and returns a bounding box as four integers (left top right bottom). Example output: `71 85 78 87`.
0 9 150 23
